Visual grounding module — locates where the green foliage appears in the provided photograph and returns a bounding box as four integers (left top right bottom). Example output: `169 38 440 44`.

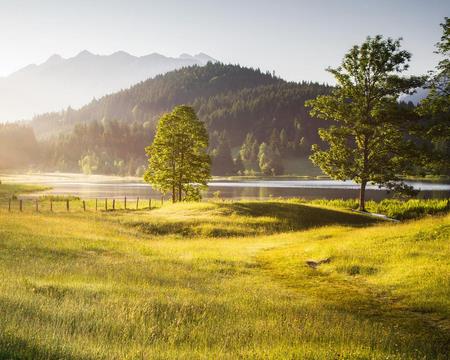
144 105 211 202
79 152 99 174
39 195 81 202
30 63 331 175
309 198 449 220
210 132 236 175
306 36 425 210
257 142 284 175
40 119 151 175
239 133 258 163
0 183 49 200
416 17 450 173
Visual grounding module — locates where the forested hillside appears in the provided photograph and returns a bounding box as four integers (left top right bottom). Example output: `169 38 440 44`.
25 63 332 176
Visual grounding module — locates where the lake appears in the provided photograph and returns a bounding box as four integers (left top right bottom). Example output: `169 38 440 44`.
2 173 450 201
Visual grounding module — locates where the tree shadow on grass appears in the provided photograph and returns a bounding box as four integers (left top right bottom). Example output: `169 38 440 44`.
222 201 378 231
0 333 87 360
129 201 378 238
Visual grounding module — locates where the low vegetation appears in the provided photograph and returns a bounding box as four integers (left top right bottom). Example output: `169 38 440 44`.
0 189 448 359
308 198 450 220
0 183 49 200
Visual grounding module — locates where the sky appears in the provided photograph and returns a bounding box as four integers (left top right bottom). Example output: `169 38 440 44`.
0 0 447 83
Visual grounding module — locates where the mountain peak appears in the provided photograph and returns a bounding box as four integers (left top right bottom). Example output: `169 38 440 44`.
179 53 194 59
194 53 216 63
76 50 94 58
45 54 64 65
111 50 133 58
1 50 219 121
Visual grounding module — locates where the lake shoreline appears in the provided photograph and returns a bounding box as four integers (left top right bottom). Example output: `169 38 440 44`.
1 172 449 201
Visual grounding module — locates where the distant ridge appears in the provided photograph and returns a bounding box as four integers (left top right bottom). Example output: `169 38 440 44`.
0 51 216 122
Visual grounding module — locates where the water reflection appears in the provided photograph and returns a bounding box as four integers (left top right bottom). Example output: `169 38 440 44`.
2 173 449 200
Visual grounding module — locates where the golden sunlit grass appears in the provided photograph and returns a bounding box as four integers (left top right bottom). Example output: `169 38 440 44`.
0 186 448 359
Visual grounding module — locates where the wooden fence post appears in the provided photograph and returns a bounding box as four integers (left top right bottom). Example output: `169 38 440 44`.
105 199 108 211
83 200 86 212
148 198 151 209
8 198 11 212
136 197 139 210
66 199 69 212
112 199 115 211
19 199 23 212
124 196 127 210
95 199 98 211
161 196 164 206
35 199 39 212
50 199 53 212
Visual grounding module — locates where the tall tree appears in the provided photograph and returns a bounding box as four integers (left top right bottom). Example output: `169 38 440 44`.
144 105 211 202
306 36 424 211
417 17 450 172
211 132 235 175
239 132 259 168
258 142 284 176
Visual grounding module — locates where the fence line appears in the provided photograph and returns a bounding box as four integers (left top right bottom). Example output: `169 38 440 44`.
1 196 163 213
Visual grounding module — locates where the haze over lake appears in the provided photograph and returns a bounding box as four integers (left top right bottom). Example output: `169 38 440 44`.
3 173 449 201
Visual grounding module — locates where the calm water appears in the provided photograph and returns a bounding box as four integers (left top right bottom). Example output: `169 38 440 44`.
3 173 450 201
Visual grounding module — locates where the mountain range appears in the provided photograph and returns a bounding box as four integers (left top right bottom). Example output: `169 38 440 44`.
0 51 215 122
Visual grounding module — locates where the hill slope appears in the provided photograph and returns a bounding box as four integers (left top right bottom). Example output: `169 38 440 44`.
27 63 331 175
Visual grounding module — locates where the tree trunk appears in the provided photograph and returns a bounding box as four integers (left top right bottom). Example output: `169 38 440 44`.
359 180 367 212
172 184 176 203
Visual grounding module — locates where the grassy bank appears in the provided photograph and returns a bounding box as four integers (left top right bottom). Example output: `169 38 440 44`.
0 183 50 200
0 199 449 359
309 198 450 220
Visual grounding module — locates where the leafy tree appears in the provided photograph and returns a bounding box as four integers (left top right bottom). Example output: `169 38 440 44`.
234 156 245 175
79 152 99 174
306 36 424 211
144 105 211 202
417 17 450 172
279 128 288 154
258 142 284 176
269 129 280 150
239 132 259 165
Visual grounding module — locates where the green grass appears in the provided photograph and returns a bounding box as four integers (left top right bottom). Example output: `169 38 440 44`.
309 198 450 220
0 183 50 200
0 198 449 359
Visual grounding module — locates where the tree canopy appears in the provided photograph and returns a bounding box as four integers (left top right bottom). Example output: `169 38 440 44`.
417 17 450 173
144 105 211 202
306 36 424 211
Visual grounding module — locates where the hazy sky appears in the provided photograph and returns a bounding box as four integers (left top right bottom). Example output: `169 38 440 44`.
0 0 447 83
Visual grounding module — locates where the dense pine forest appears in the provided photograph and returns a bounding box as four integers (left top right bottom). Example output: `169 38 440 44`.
1 63 334 176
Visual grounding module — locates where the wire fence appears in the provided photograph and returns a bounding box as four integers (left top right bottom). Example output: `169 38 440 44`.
1 196 166 213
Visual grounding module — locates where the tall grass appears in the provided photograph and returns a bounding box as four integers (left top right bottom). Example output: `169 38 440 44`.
0 200 449 359
309 198 450 220
0 183 49 200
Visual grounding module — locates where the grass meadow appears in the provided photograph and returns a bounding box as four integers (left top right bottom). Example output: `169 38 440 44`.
0 185 449 359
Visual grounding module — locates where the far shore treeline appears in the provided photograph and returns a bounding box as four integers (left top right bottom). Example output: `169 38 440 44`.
0 19 448 181
0 63 332 177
